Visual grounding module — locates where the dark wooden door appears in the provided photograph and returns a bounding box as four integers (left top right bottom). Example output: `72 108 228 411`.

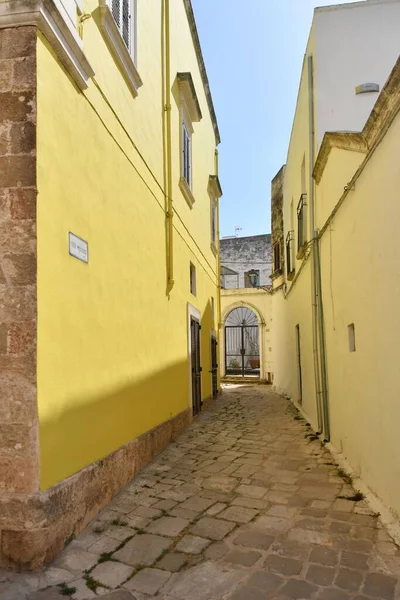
211 336 218 398
191 317 202 415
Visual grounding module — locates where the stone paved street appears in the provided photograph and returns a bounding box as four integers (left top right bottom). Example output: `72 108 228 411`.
2 385 400 600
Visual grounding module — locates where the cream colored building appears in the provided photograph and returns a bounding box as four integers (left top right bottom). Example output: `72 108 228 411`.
272 0 400 523
221 288 273 383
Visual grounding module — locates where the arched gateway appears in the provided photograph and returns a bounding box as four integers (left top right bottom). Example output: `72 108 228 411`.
224 306 260 378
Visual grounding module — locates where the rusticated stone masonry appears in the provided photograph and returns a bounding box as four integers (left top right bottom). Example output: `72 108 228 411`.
0 26 38 495
271 165 285 278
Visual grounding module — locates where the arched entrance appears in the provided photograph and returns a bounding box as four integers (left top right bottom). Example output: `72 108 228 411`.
224 306 260 378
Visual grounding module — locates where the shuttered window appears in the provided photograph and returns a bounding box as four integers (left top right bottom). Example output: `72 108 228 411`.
110 0 131 51
182 121 192 187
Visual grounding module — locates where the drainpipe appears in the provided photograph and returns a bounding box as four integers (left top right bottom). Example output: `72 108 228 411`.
308 55 323 434
308 55 330 441
164 0 174 292
215 149 223 387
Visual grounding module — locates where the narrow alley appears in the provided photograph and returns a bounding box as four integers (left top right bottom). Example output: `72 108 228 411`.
3 386 400 600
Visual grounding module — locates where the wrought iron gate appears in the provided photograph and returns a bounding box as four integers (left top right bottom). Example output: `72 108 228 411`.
210 336 218 397
190 317 202 415
225 307 260 377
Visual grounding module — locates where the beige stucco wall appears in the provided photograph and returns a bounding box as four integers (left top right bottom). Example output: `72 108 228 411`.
273 91 400 519
220 289 273 381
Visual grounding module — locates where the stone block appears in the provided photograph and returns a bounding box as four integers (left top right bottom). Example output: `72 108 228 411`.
0 60 13 92
162 561 245 600
7 321 35 356
280 578 317 599
175 535 210 554
124 567 171 595
0 423 36 458
223 549 260 567
218 506 257 523
264 554 303 576
202 475 238 493
114 534 171 566
0 323 6 354
0 92 35 122
0 27 36 60
179 496 215 513
247 570 283 592
9 188 36 220
13 56 36 91
233 530 274 550
335 568 363 592
309 546 339 566
91 561 133 589
235 484 266 499
1 253 36 284
10 122 36 154
306 564 335 586
157 551 187 572
146 516 189 537
0 455 38 493
190 517 235 541
362 572 397 599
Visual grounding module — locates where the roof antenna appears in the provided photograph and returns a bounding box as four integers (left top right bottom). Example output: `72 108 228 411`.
235 226 243 237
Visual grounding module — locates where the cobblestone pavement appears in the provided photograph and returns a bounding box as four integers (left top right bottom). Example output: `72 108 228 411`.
2 385 400 600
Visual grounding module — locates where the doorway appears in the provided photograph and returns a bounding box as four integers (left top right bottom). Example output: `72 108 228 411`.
225 307 260 378
210 336 218 397
295 324 303 403
190 316 202 415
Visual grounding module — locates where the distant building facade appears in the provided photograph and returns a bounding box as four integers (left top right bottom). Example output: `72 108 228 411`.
219 234 273 382
220 234 272 289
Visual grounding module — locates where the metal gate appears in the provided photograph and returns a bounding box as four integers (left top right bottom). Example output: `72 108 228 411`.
225 307 260 378
190 317 202 415
210 336 218 397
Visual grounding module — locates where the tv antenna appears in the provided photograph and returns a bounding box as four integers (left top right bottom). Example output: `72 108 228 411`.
235 226 243 237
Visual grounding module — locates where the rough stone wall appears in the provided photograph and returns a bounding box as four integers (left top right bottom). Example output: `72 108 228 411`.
220 234 272 289
271 165 285 276
0 27 38 495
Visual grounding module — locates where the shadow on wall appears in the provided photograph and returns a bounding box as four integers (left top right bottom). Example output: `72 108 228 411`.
39 358 190 491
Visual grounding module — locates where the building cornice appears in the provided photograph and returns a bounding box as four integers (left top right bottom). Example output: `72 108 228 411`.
183 0 221 145
0 0 94 90
208 175 223 199
177 72 202 122
314 55 400 184
313 132 367 184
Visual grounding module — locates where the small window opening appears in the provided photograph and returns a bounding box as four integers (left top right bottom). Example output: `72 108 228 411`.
273 242 281 273
348 323 356 352
190 263 196 296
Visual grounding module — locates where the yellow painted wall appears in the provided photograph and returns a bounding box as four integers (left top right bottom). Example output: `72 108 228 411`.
220 289 273 381
36 0 219 490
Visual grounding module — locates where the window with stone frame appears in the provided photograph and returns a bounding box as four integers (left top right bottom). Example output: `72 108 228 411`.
109 0 134 55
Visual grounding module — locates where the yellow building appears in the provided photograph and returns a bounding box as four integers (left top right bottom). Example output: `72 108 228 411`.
0 0 221 569
272 0 400 529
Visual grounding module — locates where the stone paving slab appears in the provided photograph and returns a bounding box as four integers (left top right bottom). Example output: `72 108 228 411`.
1 384 399 600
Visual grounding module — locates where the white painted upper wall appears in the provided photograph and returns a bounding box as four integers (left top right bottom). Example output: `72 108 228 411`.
314 0 400 147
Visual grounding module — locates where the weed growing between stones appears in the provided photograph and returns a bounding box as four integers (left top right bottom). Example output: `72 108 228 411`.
337 468 353 485
59 582 77 596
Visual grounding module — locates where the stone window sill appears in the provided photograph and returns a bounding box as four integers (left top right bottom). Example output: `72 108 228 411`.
99 2 142 97
179 177 195 208
296 244 307 260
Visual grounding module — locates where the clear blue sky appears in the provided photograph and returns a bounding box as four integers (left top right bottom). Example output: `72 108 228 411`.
191 0 355 238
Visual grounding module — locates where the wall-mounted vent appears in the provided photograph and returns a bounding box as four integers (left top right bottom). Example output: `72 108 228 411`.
355 83 380 95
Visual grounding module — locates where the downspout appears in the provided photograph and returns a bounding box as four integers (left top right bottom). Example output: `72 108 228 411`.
308 55 330 441
215 149 222 386
308 55 323 434
165 0 174 292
